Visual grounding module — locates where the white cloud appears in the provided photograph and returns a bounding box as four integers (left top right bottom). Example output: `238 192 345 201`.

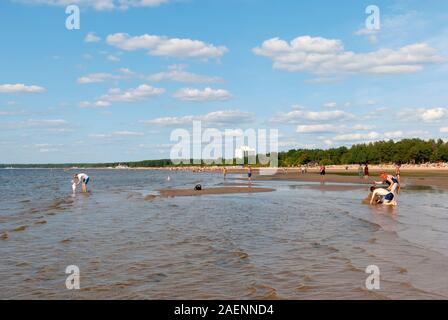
441 127 448 133
107 54 120 62
173 87 232 102
118 68 135 76
106 33 228 59
146 65 223 83
102 84 164 102
0 83 45 94
13 0 169 11
77 73 115 84
80 84 164 107
0 109 26 116
354 28 379 36
296 124 340 133
39 148 59 153
78 68 135 84
398 107 448 122
333 131 381 141
323 102 337 108
113 130 144 136
329 130 430 144
253 35 444 76
141 110 254 127
90 131 144 139
25 119 67 127
80 100 111 108
85 32 101 43
271 109 353 124
354 124 376 130
384 131 404 139
421 107 447 122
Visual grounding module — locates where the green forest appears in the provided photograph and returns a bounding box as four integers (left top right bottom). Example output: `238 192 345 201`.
1 139 448 168
278 138 448 166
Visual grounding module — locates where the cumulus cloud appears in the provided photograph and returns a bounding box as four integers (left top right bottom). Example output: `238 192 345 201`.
141 110 254 127
0 83 45 94
13 0 170 11
173 87 232 102
253 35 444 76
271 109 353 124
398 107 448 122
77 73 116 84
84 32 101 42
441 127 448 133
106 33 228 59
79 100 112 108
25 119 67 127
1 119 69 131
296 124 340 133
90 131 144 139
421 108 447 122
113 130 144 136
80 84 164 107
330 130 429 143
333 131 381 141
77 68 138 85
354 124 376 130
77 69 134 84
323 102 337 108
146 65 223 83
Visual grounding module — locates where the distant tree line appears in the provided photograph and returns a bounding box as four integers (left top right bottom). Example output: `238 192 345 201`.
278 139 448 166
1 139 447 168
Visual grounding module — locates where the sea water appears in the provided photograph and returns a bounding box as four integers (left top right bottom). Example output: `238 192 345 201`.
1 169 448 299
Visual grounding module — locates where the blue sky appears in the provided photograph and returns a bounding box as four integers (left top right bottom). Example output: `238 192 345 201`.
1 0 448 163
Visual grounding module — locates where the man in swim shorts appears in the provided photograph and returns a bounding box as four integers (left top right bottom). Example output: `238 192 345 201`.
74 173 90 193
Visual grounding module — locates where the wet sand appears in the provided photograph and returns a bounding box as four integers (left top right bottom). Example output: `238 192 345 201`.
156 186 275 198
231 169 448 191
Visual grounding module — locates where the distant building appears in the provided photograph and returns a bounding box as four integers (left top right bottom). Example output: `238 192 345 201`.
235 146 256 159
115 164 129 169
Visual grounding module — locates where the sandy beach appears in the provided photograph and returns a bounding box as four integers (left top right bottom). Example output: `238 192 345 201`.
134 165 448 195
156 186 275 198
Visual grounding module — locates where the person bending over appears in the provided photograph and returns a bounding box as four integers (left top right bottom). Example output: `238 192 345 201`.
369 186 398 206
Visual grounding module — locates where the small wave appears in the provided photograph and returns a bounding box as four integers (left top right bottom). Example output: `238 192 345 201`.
245 283 279 299
232 251 249 259
12 225 28 232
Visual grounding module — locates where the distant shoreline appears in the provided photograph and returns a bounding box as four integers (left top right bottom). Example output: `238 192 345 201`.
1 163 448 171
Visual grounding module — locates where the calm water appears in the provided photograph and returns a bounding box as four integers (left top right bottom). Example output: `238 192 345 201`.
1 169 448 299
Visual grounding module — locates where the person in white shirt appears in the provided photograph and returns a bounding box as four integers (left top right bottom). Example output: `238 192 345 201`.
74 173 90 193
369 186 397 206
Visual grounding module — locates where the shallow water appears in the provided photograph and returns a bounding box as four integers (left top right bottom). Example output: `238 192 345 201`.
1 169 448 299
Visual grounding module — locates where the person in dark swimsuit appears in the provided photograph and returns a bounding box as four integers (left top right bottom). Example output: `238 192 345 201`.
364 163 369 178
320 165 326 176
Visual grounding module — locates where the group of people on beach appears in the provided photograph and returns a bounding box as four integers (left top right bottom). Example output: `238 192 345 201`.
70 164 402 207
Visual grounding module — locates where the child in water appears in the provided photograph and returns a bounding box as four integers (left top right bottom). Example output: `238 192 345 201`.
71 179 77 193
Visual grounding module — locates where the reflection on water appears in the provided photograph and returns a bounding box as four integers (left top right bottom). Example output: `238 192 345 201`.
1 169 448 299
